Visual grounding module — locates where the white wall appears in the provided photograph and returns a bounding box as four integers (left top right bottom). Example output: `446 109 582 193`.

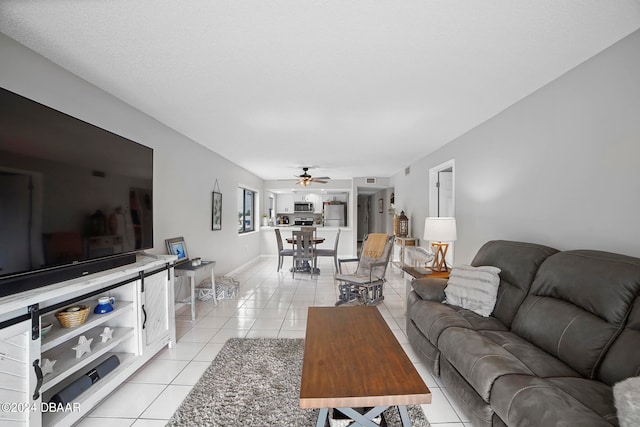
392 29 640 263
0 33 263 274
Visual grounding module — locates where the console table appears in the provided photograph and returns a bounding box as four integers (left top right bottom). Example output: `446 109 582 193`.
393 237 417 268
174 261 216 321
0 255 176 427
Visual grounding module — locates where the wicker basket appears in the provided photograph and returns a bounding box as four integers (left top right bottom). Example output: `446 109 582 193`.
55 305 90 328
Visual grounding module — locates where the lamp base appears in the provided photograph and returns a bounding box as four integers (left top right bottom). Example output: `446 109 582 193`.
430 242 450 272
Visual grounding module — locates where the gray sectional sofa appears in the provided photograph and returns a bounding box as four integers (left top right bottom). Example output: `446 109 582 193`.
406 240 640 426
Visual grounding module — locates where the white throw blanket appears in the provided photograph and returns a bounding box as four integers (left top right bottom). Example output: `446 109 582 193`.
614 376 640 427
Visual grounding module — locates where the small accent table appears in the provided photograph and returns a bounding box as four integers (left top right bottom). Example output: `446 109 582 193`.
174 261 216 321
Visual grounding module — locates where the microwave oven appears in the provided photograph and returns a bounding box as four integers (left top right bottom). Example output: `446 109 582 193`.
294 202 314 212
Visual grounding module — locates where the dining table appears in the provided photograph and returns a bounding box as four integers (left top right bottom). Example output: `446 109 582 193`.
286 235 326 274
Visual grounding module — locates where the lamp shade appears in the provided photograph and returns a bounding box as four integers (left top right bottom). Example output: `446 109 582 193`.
424 217 457 242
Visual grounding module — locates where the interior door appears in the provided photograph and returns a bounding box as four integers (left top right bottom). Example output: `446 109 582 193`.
438 170 454 217
357 196 369 241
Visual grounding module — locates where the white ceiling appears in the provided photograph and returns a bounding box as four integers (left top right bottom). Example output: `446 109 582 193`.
1 1 639 182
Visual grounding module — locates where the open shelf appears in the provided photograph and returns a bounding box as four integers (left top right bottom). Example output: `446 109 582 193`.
41 301 133 352
41 326 134 392
42 352 137 426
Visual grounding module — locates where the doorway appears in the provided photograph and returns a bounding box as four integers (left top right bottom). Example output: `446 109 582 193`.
428 159 455 265
429 160 454 217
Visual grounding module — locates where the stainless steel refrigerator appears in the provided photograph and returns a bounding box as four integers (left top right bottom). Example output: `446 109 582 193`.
323 203 346 227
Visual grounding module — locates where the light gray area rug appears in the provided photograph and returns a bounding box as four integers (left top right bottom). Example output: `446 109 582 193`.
167 338 430 426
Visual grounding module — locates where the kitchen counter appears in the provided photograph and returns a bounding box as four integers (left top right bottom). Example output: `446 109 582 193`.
261 225 352 231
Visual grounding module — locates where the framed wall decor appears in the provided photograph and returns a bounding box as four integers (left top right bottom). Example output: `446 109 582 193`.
212 191 222 230
165 237 188 262
378 198 384 214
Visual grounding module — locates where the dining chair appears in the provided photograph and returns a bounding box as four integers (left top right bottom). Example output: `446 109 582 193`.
301 226 317 238
275 228 293 272
292 230 316 279
315 229 341 273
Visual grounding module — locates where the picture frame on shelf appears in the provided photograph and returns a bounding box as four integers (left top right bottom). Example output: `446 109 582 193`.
212 191 222 230
165 237 188 262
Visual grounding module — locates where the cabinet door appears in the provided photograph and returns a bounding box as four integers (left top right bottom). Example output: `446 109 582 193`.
311 194 323 213
0 319 42 426
141 271 170 350
277 194 294 213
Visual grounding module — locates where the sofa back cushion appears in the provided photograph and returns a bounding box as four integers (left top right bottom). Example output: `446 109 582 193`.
471 240 558 327
597 297 640 385
511 250 640 381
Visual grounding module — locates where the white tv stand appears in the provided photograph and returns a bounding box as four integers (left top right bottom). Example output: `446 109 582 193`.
0 254 176 426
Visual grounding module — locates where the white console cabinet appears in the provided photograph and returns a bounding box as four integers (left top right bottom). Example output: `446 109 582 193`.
0 255 176 427
0 318 42 427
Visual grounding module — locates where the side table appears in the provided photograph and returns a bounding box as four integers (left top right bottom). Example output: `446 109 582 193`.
174 260 216 321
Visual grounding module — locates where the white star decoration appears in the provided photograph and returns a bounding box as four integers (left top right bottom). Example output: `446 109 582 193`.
72 335 93 358
41 358 56 376
100 327 113 343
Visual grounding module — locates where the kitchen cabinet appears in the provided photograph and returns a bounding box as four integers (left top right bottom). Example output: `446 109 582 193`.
277 194 294 213
298 194 322 213
322 193 348 203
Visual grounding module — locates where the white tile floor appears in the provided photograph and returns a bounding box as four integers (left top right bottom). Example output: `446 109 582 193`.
77 256 474 426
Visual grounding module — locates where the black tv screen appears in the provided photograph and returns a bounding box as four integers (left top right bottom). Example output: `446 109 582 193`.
0 87 153 296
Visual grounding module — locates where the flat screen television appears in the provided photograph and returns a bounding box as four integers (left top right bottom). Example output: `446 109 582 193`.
0 87 153 298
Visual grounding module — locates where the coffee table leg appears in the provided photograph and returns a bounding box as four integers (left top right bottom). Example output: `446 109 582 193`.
398 405 412 426
316 408 328 427
336 407 386 427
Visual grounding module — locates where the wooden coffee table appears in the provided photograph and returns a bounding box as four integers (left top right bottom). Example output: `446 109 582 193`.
300 306 431 426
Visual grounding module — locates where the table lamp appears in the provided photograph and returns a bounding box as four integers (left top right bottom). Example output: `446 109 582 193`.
423 217 457 272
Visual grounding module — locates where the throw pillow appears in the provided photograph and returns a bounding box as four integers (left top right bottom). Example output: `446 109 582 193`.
444 264 501 317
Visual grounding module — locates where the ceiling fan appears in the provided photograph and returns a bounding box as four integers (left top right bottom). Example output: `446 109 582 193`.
284 167 331 187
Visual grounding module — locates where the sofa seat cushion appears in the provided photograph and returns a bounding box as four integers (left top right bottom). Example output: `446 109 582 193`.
490 374 617 426
438 327 535 401
545 377 618 424
438 327 581 402
477 330 581 379
408 298 508 346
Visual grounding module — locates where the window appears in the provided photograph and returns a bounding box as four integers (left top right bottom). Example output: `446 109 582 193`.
238 187 255 233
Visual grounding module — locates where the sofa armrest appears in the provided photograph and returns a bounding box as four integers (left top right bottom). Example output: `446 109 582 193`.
411 277 448 302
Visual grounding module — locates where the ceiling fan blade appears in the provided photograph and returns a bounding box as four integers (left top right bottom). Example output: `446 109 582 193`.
311 176 330 180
